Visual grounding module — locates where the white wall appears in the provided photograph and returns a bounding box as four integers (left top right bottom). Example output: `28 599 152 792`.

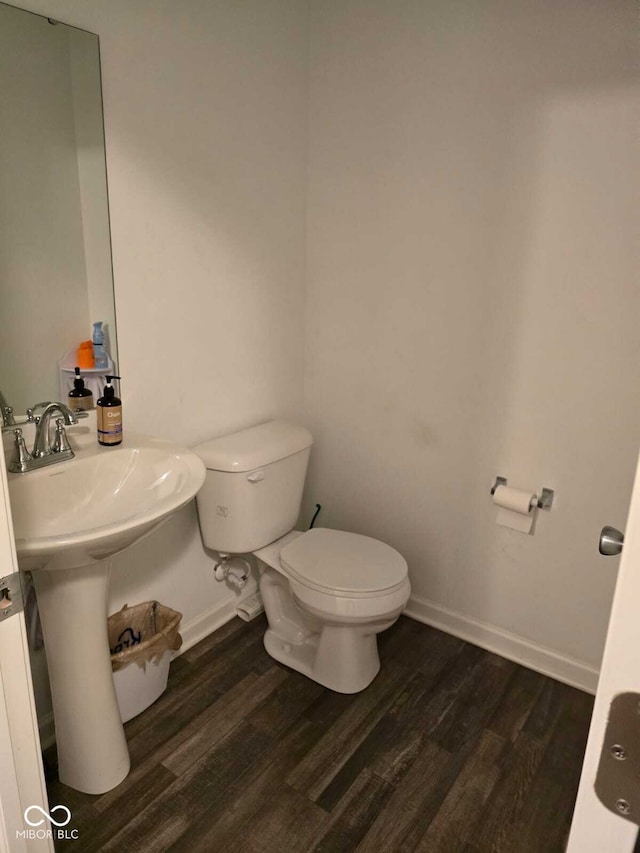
303 0 640 686
6 0 309 713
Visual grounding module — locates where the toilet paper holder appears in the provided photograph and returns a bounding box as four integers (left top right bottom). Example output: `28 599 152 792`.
490 477 554 510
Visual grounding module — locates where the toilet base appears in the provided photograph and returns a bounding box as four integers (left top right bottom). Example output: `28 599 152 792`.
263 623 381 694
259 566 404 693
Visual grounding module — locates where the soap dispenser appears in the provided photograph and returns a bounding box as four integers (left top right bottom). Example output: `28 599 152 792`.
68 367 94 412
97 375 122 446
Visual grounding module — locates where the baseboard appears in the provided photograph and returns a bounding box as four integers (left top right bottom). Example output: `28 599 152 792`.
404 594 599 694
174 598 238 656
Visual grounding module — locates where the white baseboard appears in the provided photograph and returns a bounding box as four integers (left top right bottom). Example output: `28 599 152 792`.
174 598 238 656
404 594 599 695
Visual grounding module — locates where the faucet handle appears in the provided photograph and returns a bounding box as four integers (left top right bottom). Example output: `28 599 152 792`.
9 428 32 474
52 418 73 454
2 406 16 427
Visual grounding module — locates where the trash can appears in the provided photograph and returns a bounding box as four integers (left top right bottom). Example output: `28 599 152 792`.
108 601 182 723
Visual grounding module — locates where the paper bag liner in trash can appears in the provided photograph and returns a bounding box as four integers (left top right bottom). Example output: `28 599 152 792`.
108 601 182 672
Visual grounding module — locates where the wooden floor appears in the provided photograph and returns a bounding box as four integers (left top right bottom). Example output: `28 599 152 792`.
45 615 593 852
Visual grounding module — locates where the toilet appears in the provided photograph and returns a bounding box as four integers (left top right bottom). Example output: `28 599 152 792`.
194 420 410 693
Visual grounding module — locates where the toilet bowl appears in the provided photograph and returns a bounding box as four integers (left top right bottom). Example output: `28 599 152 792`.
255 528 410 693
194 420 411 694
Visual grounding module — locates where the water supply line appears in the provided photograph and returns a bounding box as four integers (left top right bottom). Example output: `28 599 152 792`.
212 555 251 590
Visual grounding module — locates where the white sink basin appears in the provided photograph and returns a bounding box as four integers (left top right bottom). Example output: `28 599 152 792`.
10 433 206 571
8 430 206 795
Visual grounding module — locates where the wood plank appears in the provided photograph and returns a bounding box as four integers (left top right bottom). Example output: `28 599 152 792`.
319 634 487 803
355 739 454 852
92 671 259 813
286 660 409 801
48 802 101 853
247 668 325 737
165 716 328 852
303 684 363 729
125 676 225 766
464 731 553 853
496 685 593 853
379 616 466 676
59 763 177 853
216 784 328 853
100 722 274 852
121 615 268 747
317 665 452 810
430 651 516 752
294 640 487 807
414 729 508 852
485 665 547 742
377 614 426 659
521 676 571 740
162 665 288 775
120 620 275 771
311 771 394 853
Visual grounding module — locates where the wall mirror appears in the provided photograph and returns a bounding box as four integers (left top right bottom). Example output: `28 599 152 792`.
0 1 118 415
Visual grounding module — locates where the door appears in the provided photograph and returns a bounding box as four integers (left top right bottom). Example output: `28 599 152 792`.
567 450 640 851
0 450 52 853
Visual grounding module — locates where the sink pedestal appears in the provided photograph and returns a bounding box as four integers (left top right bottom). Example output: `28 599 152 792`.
9 432 206 794
32 559 130 794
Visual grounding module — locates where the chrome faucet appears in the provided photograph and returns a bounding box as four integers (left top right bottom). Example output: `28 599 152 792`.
8 402 87 473
0 388 16 428
32 403 79 457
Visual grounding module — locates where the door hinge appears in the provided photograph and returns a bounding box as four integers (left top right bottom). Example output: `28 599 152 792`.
0 571 24 622
595 692 640 825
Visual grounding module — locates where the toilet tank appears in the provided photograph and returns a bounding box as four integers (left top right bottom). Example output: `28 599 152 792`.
193 420 313 554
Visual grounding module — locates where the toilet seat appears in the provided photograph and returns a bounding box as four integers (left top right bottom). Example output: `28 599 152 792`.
287 572 411 623
280 528 408 597
255 527 411 623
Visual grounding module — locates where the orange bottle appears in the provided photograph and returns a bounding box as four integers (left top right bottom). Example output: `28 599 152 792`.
77 340 95 369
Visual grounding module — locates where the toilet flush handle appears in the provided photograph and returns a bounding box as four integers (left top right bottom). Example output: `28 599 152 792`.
247 470 265 483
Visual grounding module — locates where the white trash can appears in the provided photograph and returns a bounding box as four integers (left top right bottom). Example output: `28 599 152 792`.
108 601 182 723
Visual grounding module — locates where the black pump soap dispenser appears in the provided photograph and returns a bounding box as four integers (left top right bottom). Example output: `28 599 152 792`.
97 375 122 446
68 367 94 412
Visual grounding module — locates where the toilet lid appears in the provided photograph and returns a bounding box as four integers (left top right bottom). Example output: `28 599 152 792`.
280 528 407 595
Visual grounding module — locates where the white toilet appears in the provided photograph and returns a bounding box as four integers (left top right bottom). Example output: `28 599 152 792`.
194 420 410 693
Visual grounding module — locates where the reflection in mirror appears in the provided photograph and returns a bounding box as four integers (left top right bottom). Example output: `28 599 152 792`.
0 2 118 413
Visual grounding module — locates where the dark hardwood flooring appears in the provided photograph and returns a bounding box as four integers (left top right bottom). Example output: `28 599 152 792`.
44 615 593 852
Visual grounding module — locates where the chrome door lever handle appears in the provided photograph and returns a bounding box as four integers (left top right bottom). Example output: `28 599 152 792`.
599 526 624 557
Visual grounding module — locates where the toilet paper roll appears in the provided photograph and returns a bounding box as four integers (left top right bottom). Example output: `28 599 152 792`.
493 485 537 534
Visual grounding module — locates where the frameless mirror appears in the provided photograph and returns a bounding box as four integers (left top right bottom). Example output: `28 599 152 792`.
0 2 118 414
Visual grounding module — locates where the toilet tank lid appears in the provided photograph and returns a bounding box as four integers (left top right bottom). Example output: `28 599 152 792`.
193 420 313 472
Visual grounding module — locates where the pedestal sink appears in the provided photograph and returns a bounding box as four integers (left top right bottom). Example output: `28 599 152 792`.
7 429 206 794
